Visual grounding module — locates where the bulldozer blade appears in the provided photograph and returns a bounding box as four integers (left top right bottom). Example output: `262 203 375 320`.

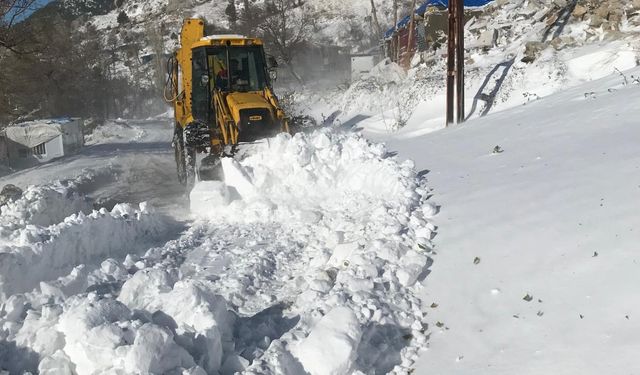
189 156 257 215
197 155 225 181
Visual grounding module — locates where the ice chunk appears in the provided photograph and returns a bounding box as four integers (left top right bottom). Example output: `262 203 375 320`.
328 242 360 268
38 350 74 375
294 307 362 375
124 323 195 373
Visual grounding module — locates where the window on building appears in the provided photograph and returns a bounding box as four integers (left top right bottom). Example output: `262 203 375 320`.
32 142 46 155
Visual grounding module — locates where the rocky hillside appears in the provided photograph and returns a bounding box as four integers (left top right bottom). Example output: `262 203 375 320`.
43 0 400 86
5 0 639 123
0 0 400 122
308 0 640 132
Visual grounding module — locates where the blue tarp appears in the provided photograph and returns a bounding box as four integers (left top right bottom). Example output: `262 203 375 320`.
385 0 494 39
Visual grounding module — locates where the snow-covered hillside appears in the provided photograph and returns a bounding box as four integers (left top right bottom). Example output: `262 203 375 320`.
402 65 640 375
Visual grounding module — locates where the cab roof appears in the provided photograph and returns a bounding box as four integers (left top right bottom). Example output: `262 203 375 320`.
192 35 263 48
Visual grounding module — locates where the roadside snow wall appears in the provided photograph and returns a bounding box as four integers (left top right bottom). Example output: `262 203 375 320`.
0 203 165 301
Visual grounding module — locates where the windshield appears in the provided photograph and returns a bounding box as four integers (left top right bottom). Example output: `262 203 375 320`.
207 46 268 92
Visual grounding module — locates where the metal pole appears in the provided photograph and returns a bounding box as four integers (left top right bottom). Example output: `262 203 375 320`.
446 0 456 126
456 0 465 123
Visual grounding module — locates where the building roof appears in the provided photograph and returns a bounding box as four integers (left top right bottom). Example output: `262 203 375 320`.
5 118 80 148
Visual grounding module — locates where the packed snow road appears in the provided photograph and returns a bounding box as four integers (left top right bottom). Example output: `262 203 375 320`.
0 122 437 374
0 120 187 215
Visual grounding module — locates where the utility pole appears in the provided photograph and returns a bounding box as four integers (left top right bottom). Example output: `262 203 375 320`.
407 0 418 68
370 0 386 56
456 0 465 123
446 0 456 125
446 0 465 126
393 0 399 62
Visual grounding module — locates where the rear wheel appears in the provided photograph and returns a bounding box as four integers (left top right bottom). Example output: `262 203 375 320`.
173 125 196 189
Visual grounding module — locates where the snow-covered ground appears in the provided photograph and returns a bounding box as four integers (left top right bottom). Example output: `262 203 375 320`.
0 120 185 215
4 64 639 373
383 66 640 374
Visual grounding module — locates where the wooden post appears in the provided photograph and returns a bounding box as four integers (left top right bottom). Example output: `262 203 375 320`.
406 0 418 68
393 0 399 62
446 0 456 126
456 0 465 123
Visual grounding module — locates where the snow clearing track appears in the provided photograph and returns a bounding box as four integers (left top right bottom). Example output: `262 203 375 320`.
0 125 437 375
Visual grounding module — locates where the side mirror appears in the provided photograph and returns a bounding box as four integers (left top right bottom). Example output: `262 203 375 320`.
267 56 278 69
200 74 209 86
269 69 278 82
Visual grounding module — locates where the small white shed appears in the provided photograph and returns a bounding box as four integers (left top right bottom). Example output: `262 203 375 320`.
4 118 83 163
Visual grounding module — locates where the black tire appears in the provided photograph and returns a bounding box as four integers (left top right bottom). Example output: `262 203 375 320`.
173 125 196 189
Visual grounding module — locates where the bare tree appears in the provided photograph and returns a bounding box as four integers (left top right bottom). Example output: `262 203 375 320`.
0 0 36 22
370 0 386 55
0 0 38 53
258 0 314 84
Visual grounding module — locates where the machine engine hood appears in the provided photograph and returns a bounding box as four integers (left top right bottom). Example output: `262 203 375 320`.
225 92 273 124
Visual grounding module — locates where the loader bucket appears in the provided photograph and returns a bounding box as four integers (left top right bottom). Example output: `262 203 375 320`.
189 156 258 216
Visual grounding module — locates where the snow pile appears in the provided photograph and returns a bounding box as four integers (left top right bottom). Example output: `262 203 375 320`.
1 251 235 374
0 202 191 373
6 289 229 374
1 128 437 374
0 203 165 301
191 130 437 374
194 131 421 227
85 121 147 145
293 307 362 375
0 182 91 234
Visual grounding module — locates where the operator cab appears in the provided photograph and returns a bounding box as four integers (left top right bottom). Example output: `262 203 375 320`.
191 37 270 119
190 35 279 142
207 47 268 92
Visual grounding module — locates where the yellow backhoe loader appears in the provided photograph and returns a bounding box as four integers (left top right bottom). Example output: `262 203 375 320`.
164 18 289 186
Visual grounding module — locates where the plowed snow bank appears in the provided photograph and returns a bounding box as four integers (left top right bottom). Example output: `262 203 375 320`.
191 131 437 374
0 203 166 301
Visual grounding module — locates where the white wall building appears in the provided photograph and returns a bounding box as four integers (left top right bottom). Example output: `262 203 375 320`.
3 118 83 165
350 50 383 81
